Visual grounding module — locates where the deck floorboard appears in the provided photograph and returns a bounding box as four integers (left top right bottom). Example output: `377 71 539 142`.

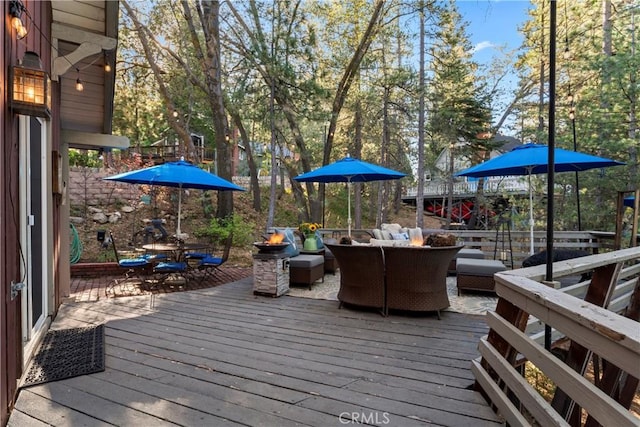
9 277 504 426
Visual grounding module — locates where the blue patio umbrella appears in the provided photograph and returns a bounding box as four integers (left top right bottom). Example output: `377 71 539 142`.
456 143 624 254
294 156 406 235
624 196 636 208
104 160 245 236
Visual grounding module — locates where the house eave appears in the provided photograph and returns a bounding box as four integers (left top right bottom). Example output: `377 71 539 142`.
62 129 129 150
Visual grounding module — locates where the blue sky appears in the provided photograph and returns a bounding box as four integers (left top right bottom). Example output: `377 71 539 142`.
457 0 532 65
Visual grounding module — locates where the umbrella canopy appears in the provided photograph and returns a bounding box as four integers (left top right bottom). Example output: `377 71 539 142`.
456 143 624 177
294 156 406 235
624 196 636 208
456 143 624 254
104 160 245 236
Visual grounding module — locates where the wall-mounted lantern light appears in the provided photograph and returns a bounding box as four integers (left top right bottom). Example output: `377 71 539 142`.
10 51 51 118
9 0 28 39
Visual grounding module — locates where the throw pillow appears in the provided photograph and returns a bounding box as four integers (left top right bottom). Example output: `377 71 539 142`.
276 228 300 257
424 233 457 247
314 230 324 249
391 232 409 240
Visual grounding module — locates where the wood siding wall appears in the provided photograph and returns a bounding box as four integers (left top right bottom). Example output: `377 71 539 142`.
2 1 55 424
59 39 106 133
53 1 110 134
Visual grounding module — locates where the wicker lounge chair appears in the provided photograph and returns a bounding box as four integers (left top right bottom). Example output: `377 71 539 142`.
325 243 386 316
384 245 463 318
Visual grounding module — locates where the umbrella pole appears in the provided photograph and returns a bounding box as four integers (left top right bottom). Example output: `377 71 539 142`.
347 180 352 236
529 172 534 255
177 185 182 237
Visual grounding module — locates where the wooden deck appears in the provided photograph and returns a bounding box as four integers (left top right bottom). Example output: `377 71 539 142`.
9 277 503 426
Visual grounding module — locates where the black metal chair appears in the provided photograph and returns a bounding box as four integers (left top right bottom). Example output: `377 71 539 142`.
151 260 188 287
105 231 151 296
189 234 233 284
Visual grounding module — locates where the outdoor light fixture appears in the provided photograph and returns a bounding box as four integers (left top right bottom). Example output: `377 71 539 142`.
75 69 84 91
103 52 111 72
10 51 51 118
9 0 28 39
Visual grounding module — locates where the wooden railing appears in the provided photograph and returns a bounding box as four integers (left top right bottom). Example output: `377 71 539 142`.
473 246 640 426
445 230 611 268
315 229 618 267
405 177 529 198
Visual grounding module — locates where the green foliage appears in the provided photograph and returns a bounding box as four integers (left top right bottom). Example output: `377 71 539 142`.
69 149 102 168
195 214 255 247
96 249 116 263
426 0 492 165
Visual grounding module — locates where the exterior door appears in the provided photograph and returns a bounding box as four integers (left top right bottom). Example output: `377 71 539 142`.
19 116 49 361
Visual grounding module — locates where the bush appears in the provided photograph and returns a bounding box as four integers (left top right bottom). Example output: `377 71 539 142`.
195 214 255 247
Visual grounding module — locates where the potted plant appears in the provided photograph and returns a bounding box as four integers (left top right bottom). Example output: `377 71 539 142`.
298 222 321 251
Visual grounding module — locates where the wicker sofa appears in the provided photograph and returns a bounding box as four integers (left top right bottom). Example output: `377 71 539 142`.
325 243 462 317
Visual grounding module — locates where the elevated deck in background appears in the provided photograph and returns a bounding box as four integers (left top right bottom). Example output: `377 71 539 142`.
403 177 530 203
402 178 530 227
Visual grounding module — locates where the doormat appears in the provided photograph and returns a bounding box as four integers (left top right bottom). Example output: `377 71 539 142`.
20 325 105 388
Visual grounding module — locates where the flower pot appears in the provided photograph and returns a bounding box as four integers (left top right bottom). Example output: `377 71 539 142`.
303 235 318 251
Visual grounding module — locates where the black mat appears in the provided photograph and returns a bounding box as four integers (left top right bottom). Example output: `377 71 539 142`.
21 325 105 388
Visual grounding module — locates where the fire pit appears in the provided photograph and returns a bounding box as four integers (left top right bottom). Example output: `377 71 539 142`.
253 242 289 253
253 235 290 297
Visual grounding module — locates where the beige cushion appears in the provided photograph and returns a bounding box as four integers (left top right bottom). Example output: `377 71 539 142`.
370 238 409 247
381 223 403 234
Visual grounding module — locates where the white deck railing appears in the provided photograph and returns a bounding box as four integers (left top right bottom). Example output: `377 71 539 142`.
473 246 640 426
405 177 529 198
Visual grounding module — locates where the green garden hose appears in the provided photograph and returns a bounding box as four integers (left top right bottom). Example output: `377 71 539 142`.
70 223 83 264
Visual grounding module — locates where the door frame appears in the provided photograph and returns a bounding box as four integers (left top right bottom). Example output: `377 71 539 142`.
18 115 52 364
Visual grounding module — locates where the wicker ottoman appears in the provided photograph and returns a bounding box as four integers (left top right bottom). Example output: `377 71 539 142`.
323 246 339 274
448 248 485 274
456 258 507 295
289 254 325 289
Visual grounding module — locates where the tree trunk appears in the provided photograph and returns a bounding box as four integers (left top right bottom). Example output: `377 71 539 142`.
320 0 386 216
629 10 638 191
353 98 363 230
416 2 426 228
121 1 197 161
201 1 233 218
230 110 261 211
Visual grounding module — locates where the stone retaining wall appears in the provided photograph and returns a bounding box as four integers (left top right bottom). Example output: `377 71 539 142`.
69 166 251 208
69 167 140 207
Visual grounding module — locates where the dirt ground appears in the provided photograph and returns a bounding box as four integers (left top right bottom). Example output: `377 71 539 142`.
73 189 445 267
